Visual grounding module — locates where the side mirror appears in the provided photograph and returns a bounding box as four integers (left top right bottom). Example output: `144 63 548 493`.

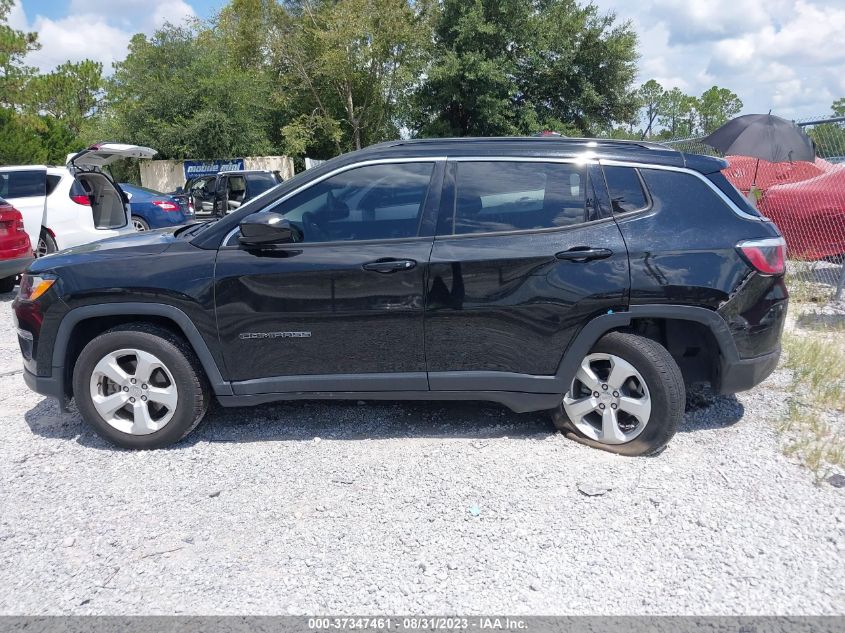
239 212 301 247
175 186 184 194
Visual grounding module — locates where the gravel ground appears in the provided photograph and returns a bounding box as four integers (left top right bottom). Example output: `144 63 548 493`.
0 292 842 615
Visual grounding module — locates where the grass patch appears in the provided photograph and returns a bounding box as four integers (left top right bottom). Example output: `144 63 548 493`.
779 331 845 482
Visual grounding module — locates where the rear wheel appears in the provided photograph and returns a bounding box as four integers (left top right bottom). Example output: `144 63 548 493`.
132 215 150 231
552 332 685 456
36 231 57 258
0 276 16 293
72 325 209 449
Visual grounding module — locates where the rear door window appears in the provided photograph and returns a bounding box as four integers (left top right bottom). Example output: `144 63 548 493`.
0 170 46 199
602 165 649 214
450 161 591 235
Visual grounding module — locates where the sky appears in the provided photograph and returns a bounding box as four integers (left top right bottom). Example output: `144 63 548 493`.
8 0 845 122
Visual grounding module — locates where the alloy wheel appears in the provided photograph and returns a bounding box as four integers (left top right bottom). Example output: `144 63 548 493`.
562 352 651 445
132 218 147 231
36 237 48 258
89 348 179 435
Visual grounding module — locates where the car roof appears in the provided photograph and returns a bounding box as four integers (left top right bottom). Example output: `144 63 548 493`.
224 170 277 175
309 136 727 174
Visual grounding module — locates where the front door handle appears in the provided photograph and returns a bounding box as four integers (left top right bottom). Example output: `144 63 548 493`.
555 247 613 262
362 259 417 273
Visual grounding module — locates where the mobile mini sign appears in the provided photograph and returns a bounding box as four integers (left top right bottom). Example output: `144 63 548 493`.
183 158 245 179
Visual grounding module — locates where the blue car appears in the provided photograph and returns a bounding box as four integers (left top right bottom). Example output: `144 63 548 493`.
120 183 189 231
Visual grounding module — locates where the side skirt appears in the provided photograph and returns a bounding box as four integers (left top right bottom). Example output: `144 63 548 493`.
216 390 563 414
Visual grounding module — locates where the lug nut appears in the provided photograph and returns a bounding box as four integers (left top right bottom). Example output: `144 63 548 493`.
613 391 619 397
130 378 137 384
601 384 608 390
142 384 147 390
593 391 600 398
141 396 147 402
611 403 618 409
122 386 129 392
599 403 606 410
129 397 136 403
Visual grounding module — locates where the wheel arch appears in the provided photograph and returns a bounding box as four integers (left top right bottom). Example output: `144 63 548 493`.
557 305 740 390
54 303 231 399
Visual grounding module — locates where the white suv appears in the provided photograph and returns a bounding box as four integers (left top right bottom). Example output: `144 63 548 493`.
0 143 157 256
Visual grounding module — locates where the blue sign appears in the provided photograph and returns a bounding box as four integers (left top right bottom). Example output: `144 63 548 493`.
183 158 245 179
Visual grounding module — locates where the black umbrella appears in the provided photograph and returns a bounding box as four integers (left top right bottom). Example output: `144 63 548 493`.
702 113 815 187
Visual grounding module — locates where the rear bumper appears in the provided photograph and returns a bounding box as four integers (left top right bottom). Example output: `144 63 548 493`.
718 346 781 394
22 367 68 411
0 255 34 280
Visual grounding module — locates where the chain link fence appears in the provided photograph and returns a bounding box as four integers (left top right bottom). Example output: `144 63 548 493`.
663 115 845 304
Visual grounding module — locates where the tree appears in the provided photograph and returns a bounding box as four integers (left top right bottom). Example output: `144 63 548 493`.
808 98 845 160
102 23 277 159
27 60 103 134
0 0 38 107
637 79 664 138
271 0 430 155
412 0 638 138
657 87 686 137
697 85 742 134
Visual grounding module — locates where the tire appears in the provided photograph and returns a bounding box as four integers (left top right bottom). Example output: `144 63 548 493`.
132 215 150 231
36 231 57 258
0 276 16 293
72 324 210 449
551 332 685 456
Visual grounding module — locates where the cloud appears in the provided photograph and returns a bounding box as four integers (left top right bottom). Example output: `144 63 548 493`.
14 0 196 73
593 0 844 119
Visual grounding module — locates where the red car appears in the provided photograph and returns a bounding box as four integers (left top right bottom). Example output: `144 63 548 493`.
722 156 845 260
0 196 34 293
758 167 845 260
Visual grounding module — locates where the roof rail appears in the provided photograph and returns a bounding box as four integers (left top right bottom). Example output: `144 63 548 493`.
370 136 675 152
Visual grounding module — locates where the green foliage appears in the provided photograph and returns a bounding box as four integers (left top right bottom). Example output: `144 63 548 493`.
807 98 845 160
697 85 742 134
27 60 103 134
0 0 39 107
101 24 276 159
636 79 663 138
633 80 742 139
412 0 638 138
272 0 431 154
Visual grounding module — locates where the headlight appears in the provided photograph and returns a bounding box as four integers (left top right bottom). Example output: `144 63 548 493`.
18 274 57 301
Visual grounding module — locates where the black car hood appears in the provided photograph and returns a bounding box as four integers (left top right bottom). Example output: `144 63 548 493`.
28 227 184 274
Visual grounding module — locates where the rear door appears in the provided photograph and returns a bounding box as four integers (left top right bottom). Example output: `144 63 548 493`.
0 167 47 254
424 158 630 392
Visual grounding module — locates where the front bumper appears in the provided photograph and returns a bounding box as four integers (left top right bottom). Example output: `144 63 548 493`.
718 346 781 394
22 367 68 412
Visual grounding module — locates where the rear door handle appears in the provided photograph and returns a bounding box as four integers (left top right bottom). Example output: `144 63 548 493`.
555 247 613 262
362 259 417 273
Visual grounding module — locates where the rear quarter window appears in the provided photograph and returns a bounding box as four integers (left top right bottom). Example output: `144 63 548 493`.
603 165 649 214
706 171 761 217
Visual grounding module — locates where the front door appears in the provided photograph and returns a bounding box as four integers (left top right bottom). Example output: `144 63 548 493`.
425 159 630 392
214 160 443 395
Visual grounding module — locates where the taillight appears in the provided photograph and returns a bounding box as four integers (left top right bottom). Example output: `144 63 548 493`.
70 194 91 206
0 203 31 254
737 237 786 275
152 200 180 212
18 274 56 301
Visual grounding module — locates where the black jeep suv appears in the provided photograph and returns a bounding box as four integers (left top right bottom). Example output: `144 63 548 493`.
13 137 787 455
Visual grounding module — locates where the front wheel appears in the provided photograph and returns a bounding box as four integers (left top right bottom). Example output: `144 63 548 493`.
552 332 685 456
72 325 209 449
